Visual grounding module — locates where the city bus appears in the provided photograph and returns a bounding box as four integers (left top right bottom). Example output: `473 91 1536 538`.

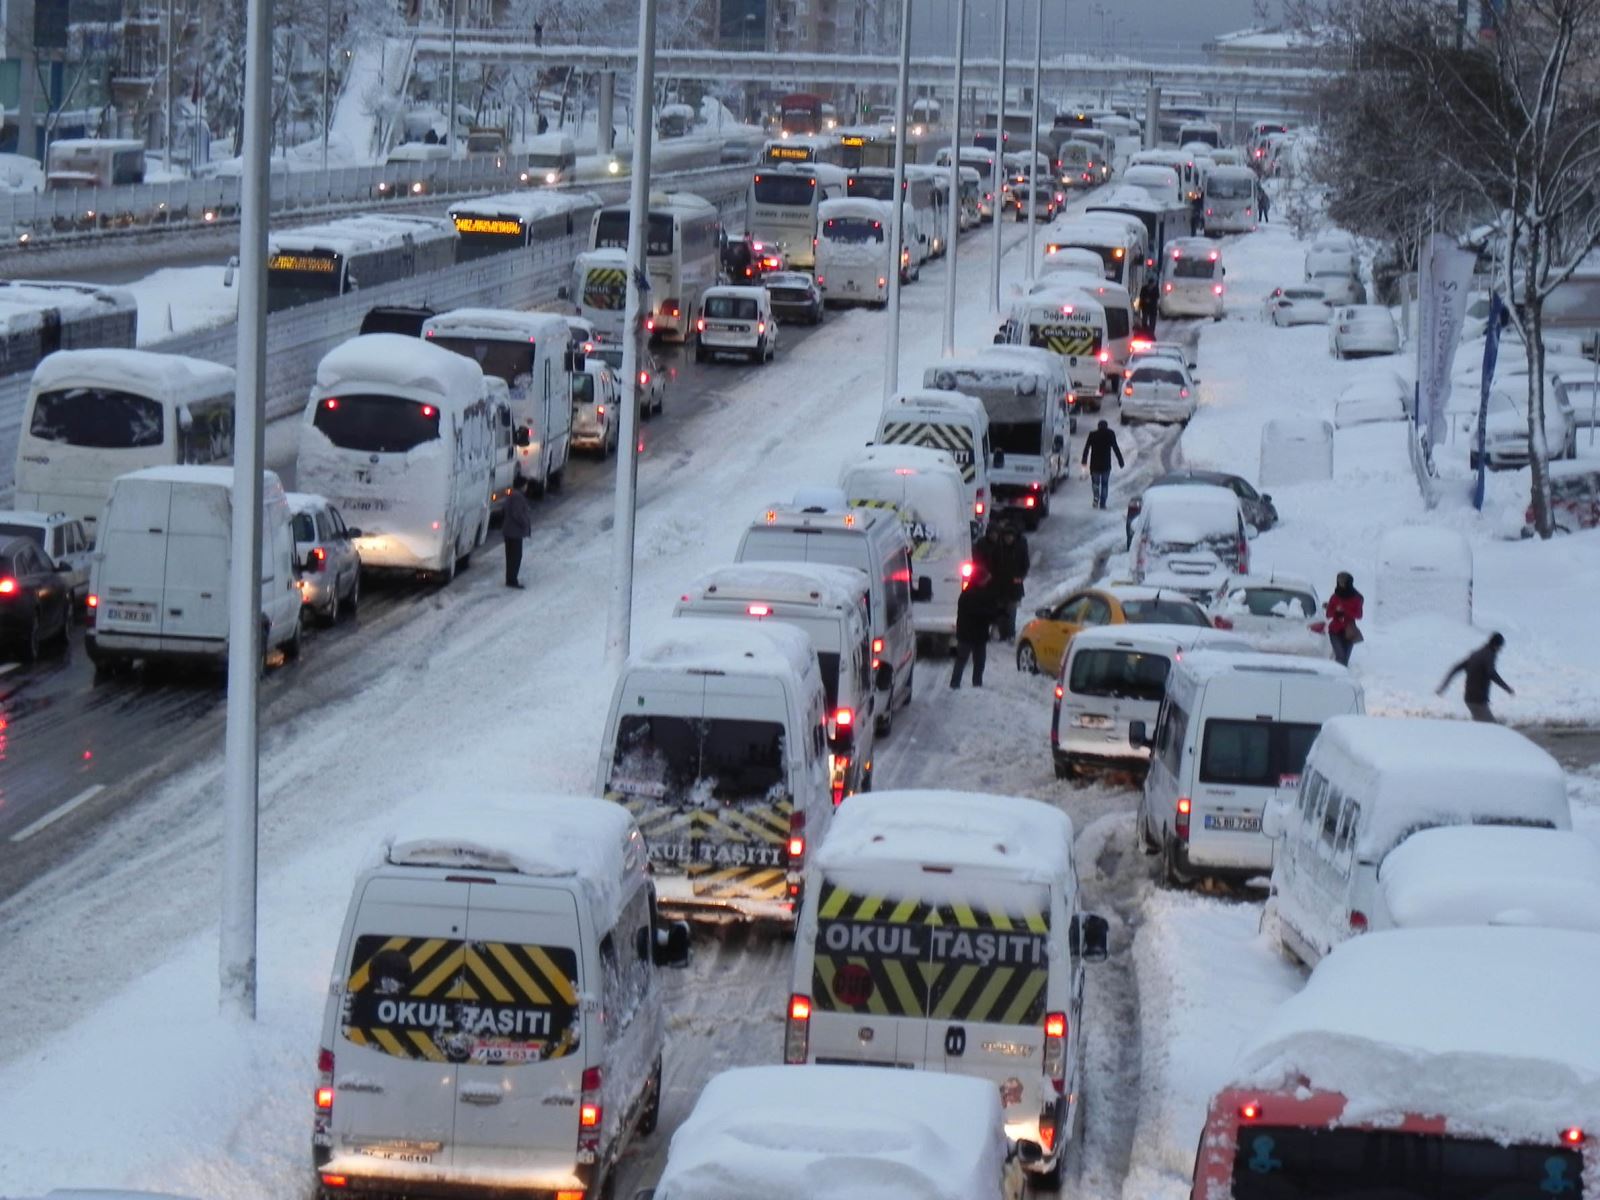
45 138 146 189
747 163 847 270
590 192 721 343
264 214 458 312
448 190 601 261
0 279 137 380
763 135 846 167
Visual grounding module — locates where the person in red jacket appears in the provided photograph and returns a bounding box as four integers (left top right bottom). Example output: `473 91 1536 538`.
1324 571 1364 665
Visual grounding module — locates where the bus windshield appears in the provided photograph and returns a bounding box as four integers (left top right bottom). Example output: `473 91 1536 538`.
29 387 164 449
312 394 441 454
754 174 818 205
267 254 342 311
823 217 883 244
426 337 535 386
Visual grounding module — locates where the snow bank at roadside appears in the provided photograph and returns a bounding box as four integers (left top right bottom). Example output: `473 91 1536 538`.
128 266 237 344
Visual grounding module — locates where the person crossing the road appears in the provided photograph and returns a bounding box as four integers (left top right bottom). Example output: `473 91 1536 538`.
950 564 996 688
1437 632 1514 723
1081 420 1124 510
502 476 532 589
988 519 1031 641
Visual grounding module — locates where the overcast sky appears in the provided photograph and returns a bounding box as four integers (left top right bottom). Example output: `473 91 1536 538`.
908 0 1281 57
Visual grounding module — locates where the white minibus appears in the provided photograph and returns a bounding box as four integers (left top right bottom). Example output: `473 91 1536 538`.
1159 237 1226 320
297 334 494 582
1121 163 1183 208
16 349 236 529
1006 287 1110 409
1202 164 1259 234
570 248 628 343
847 167 934 269
875 389 995 530
1043 218 1146 294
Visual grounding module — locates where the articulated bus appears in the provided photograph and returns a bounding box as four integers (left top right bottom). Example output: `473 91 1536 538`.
0 280 137 380
747 163 847 270
590 192 721 343
265 215 458 312
448 190 601 262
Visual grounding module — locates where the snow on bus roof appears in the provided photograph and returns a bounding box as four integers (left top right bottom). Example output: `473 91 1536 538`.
449 189 600 221
816 790 1075 883
269 213 456 257
656 1065 1006 1200
1307 716 1568 860
315 333 484 402
1234 926 1600 1139
0 279 136 333
1378 826 1600 934
818 196 893 219
381 794 644 931
629 620 818 682
30 348 233 399
684 561 868 611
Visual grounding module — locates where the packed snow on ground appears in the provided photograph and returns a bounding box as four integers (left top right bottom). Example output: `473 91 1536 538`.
125 266 238 344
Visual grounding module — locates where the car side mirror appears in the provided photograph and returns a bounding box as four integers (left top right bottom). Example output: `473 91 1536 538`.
992 450 1006 468
1261 494 1272 504
513 426 532 448
557 284 570 301
913 576 934 603
1128 719 1149 748
1034 606 1051 619
875 662 893 691
1053 434 1065 452
652 920 692 968
345 527 362 539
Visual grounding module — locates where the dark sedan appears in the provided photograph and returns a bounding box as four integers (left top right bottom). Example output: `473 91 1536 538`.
1126 470 1279 548
0 536 72 661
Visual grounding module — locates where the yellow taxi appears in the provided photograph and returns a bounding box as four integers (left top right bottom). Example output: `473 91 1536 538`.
1015 583 1212 676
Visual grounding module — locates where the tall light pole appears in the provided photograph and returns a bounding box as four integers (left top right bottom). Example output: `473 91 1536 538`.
164 0 175 168
1025 0 1044 278
941 0 968 357
883 0 913 399
989 0 1010 311
447 0 459 153
604 0 657 672
221 0 273 1022
321 0 331 172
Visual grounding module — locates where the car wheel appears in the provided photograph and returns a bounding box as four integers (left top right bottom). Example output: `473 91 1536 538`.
1139 805 1160 855
1017 641 1040 674
18 609 40 663
321 583 340 628
875 686 894 738
639 1058 663 1136
1119 414 1129 426
345 571 360 619
1035 1148 1066 1191
695 344 708 364
1161 833 1186 888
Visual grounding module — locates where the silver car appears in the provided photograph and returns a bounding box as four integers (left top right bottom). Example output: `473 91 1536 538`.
288 493 362 625
1329 304 1400 359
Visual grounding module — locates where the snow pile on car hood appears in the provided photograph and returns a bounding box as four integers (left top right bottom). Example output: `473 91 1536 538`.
1235 926 1600 1140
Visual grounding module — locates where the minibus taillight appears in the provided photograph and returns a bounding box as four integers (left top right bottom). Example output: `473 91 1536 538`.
1176 797 1191 842
1562 1127 1585 1145
1349 910 1369 933
1240 1101 1262 1121
788 811 806 862
578 1066 603 1158
785 994 812 1063
1043 1011 1067 1092
321 1175 349 1189
315 1047 335 1115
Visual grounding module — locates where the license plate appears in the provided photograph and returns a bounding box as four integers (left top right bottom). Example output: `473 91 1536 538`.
1075 713 1114 729
104 605 154 624
1204 814 1262 833
707 321 736 331
846 280 859 291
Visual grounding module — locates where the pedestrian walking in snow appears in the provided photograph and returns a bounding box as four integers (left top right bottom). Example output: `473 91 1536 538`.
989 519 1031 641
950 565 995 688
1138 277 1160 337
1437 632 1514 723
1258 186 1271 224
502 476 532 589
1323 571 1364 665
1190 192 1204 235
1081 420 1124 509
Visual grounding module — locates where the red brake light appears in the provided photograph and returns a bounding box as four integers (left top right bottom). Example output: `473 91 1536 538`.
581 1066 601 1090
639 370 649 385
318 1048 334 1073
788 810 806 861
0 578 16 595
315 1086 334 1111
421 404 436 418
1054 684 1063 699
834 707 853 728
1240 1102 1261 1121
1562 1127 1585 1145
1180 388 1189 398
1177 798 1191 814
1212 615 1232 630
872 637 884 653
785 993 812 1063
321 1176 349 1189
323 397 339 409
746 603 770 616
695 317 705 332
1213 284 1224 295
1044 1012 1067 1039
790 995 812 1021
1349 910 1369 932
580 1102 601 1127
1310 620 1327 633
596 405 605 417
1176 796 1191 842
757 321 766 334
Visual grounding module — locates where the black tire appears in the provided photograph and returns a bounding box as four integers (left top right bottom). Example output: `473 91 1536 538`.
1054 758 1071 781
1139 807 1160 855
439 552 457 586
1035 1151 1065 1191
18 609 40 663
639 1060 663 1136
695 344 708 364
1017 641 1040 674
283 614 304 661
549 462 566 492
1119 414 1129 426
345 571 360 619
1161 834 1186 888
319 583 340 628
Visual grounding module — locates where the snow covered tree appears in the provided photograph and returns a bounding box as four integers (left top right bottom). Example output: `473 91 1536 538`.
1308 0 1600 536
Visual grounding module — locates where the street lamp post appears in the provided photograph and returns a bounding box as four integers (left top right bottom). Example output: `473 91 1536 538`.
989 0 1010 310
941 0 968 357
883 0 913 398
1025 0 1043 275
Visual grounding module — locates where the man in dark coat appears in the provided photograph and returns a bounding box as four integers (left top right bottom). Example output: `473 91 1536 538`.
1437 632 1514 722
502 477 533 588
1190 191 1205 235
987 519 1031 640
950 565 995 688
1257 185 1271 224
1139 277 1160 337
1081 419 1124 509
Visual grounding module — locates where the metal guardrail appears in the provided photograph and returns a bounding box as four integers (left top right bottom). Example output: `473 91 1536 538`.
0 170 751 497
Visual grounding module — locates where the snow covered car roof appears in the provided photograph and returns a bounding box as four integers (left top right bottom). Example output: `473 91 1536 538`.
1233 926 1600 1142
1305 716 1569 861
682 561 868 611
1063 621 1245 662
30 348 234 400
654 1064 1009 1200
1174 647 1353 685
629 621 818 682
315 333 485 405
762 271 817 290
842 443 962 479
1378 826 1600 934
1375 524 1472 571
1212 572 1318 597
1138 483 1241 535
382 794 646 933
814 789 1074 884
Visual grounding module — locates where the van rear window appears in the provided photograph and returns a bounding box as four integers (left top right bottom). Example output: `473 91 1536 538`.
313 394 440 454
342 936 580 1063
30 387 164 449
1070 648 1170 701
1199 720 1323 787
609 714 787 804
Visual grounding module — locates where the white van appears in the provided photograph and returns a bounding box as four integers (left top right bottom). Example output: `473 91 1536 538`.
654 1065 1026 1200
571 248 629 344
815 196 901 308
924 348 1070 526
1159 236 1226 320
85 466 302 672
422 308 577 496
788 790 1109 1186
1033 273 1137 381
520 131 578 185
675 561 876 802
1133 650 1364 887
875 389 995 532
1202 164 1259 234
16 349 237 528
840 445 971 648
1051 623 1242 780
569 359 622 456
1121 163 1183 208
298 335 494 582
1265 716 1572 966
311 795 690 1200
1042 217 1147 295
738 495 918 737
1005 287 1109 410
1129 483 1249 597
695 284 780 364
596 622 831 924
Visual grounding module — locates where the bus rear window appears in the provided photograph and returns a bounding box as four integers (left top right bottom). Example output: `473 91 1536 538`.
30 387 164 449
1172 257 1218 280
823 217 884 244
754 174 817 205
847 177 895 201
313 394 440 454
1231 1125 1583 1200
1207 176 1254 200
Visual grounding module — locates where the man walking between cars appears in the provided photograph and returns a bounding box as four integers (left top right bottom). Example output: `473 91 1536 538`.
1437 632 1514 723
1323 571 1364 665
1082 419 1124 510
950 564 995 688
1139 277 1160 337
502 476 532 589
1257 186 1271 224
989 519 1031 640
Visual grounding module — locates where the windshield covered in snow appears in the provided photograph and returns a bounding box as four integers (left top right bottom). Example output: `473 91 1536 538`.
608 714 788 805
1225 587 1315 619
1070 648 1171 701
1200 719 1322 787
30 387 164 449
1119 598 1209 627
312 394 441 454
1228 1126 1581 1200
